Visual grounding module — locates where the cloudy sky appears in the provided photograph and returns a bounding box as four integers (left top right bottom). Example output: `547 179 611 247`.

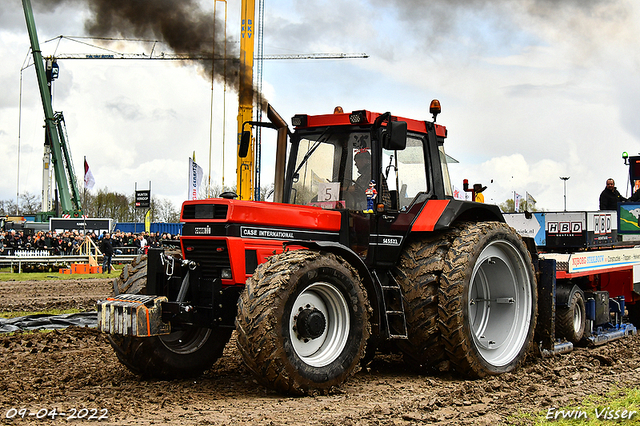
1 0 639 214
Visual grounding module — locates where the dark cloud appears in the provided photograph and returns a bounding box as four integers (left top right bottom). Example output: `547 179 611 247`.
27 0 264 110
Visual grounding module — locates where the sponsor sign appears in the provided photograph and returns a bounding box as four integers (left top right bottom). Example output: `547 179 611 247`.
503 212 546 246
568 247 640 274
240 226 339 241
135 190 150 208
50 218 112 235
618 202 640 234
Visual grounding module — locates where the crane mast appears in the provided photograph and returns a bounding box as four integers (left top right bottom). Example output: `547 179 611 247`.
237 0 256 201
22 0 83 219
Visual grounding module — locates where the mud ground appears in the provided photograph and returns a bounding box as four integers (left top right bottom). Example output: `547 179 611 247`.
1 278 639 425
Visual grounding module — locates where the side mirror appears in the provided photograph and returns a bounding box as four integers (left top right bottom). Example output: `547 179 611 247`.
239 131 251 158
380 121 407 151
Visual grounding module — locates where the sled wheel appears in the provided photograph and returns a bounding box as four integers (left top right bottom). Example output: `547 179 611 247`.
556 288 586 344
439 222 537 377
236 250 370 395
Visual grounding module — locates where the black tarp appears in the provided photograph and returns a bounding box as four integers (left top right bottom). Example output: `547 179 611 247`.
0 312 97 333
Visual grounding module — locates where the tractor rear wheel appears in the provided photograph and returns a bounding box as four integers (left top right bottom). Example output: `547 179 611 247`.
236 250 370 395
108 251 231 379
556 288 586 344
439 222 537 377
394 233 457 370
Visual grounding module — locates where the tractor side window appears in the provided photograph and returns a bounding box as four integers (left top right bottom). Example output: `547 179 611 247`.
291 139 336 206
385 135 428 211
439 145 454 197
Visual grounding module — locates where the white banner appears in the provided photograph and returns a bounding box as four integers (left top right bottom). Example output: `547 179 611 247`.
188 157 204 200
514 192 522 212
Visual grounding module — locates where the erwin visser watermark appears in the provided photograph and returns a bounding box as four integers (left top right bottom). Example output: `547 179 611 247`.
546 407 637 421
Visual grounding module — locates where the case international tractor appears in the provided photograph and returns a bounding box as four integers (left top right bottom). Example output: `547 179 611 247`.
98 102 637 395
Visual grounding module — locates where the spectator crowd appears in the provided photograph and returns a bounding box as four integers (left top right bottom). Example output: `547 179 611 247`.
0 229 180 256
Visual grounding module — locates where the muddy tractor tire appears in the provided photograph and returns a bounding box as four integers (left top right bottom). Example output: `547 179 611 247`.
235 250 370 395
108 251 231 380
394 233 456 370
439 222 537 377
112 253 148 296
556 288 586 344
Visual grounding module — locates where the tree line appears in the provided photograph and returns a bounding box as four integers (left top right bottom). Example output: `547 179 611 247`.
1 191 541 221
0 190 180 223
0 182 274 223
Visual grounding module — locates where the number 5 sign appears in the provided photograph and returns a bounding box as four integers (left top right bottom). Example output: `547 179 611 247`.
317 182 340 202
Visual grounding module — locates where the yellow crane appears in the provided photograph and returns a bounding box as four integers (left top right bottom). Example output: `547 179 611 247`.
237 0 255 201
234 1 368 200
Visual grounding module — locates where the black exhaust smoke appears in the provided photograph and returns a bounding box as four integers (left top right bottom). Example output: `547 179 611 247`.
41 0 265 111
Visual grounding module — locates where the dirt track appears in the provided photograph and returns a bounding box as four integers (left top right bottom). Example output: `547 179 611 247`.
1 278 639 425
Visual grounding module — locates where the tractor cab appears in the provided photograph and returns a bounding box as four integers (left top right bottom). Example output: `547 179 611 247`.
283 103 452 214
258 103 453 264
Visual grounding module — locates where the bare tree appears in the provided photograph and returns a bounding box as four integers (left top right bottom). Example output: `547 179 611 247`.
19 192 40 214
154 197 180 222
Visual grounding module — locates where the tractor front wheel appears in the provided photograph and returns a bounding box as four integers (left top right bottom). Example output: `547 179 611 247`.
235 250 370 395
109 327 232 379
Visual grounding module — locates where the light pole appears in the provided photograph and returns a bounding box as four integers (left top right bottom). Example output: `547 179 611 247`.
560 176 570 211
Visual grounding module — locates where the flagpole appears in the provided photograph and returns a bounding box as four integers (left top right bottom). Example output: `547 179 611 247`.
83 156 86 214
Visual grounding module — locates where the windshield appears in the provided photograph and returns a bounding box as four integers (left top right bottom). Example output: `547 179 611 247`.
289 128 370 210
288 128 429 211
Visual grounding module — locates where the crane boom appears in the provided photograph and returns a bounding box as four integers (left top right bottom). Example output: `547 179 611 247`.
49 52 369 61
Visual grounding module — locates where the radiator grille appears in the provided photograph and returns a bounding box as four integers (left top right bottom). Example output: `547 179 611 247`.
182 238 231 280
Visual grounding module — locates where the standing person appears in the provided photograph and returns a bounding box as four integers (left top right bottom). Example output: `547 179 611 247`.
135 234 147 254
100 233 114 274
599 178 626 210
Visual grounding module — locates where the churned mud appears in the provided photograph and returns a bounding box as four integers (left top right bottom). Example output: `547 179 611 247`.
1 278 639 425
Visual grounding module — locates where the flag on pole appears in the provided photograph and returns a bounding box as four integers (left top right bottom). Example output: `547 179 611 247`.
514 192 522 212
452 185 466 200
84 157 95 190
144 209 152 233
188 157 204 200
526 192 537 207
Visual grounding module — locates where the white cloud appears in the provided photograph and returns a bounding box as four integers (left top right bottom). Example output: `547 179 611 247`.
1 0 640 217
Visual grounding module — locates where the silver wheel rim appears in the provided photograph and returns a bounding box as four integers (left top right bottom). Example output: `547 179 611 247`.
573 299 584 334
468 240 533 367
160 328 211 355
289 282 350 367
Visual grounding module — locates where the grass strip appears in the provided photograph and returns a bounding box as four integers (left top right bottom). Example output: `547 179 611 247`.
508 387 640 425
0 308 84 319
0 270 119 281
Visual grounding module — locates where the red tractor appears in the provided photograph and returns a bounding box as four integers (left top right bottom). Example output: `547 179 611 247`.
99 102 538 394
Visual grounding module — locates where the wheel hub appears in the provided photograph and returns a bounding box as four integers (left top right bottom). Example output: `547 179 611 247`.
295 307 326 340
288 282 351 367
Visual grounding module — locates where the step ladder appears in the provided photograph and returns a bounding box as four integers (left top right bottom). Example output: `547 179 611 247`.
375 271 408 340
